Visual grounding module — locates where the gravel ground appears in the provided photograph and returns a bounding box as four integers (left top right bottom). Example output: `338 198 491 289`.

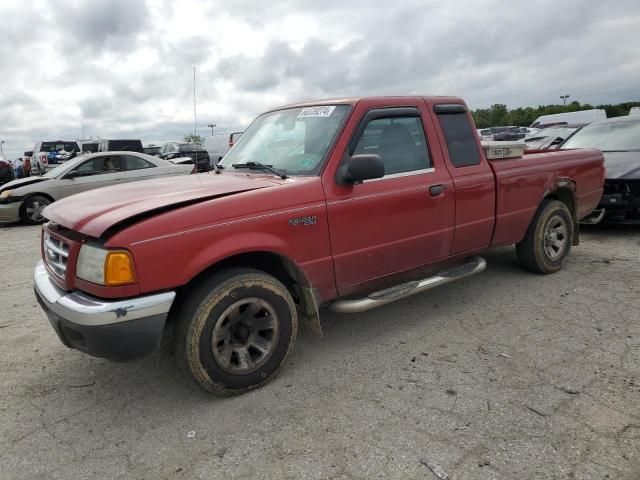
0 223 639 480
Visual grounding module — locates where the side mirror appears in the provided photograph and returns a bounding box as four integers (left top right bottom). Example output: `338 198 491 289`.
340 154 385 183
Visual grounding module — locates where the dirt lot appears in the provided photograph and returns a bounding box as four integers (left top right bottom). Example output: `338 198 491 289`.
0 223 639 479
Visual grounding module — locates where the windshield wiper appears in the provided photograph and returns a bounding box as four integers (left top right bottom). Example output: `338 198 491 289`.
231 161 288 179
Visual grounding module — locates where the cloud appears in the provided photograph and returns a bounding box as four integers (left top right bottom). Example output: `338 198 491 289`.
0 0 639 159
52 0 150 54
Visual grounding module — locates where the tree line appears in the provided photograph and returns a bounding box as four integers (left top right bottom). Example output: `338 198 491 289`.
471 101 640 128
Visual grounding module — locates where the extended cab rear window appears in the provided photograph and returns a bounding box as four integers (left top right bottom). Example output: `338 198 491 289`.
436 109 481 167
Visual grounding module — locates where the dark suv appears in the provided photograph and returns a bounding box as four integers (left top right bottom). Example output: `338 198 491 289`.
159 142 210 172
98 139 144 153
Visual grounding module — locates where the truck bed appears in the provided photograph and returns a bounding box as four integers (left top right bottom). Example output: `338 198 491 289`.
488 148 605 247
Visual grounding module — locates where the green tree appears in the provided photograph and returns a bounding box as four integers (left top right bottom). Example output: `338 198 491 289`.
471 100 640 127
183 134 204 143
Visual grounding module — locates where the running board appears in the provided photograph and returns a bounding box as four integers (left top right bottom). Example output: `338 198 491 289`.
328 256 487 314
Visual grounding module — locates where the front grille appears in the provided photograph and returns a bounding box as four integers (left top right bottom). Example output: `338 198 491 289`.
44 232 70 278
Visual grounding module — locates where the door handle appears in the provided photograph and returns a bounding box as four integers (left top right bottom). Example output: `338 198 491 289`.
429 184 445 196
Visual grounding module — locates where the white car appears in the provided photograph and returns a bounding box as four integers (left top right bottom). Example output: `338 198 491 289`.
0 151 193 224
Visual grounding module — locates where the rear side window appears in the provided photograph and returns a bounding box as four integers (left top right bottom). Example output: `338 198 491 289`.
353 116 431 175
125 155 155 171
436 113 481 167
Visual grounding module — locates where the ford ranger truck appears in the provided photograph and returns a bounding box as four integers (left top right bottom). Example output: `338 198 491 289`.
34 96 605 396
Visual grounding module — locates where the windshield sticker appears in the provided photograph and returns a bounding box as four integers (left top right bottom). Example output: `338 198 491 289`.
301 158 315 169
297 106 336 118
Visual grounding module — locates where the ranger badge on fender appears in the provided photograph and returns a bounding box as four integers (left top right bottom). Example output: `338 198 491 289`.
288 215 317 226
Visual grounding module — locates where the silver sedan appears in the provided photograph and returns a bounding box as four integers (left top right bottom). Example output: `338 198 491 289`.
0 151 194 224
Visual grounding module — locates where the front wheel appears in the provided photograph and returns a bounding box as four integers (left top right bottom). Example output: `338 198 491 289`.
516 199 574 274
174 268 298 395
20 195 52 225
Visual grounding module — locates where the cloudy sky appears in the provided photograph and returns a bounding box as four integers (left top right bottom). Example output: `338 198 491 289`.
1 0 639 158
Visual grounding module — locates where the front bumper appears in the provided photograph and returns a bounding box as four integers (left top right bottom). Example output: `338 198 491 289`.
0 200 22 223
33 260 176 361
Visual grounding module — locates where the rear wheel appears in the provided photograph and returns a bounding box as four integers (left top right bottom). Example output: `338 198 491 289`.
175 268 298 395
20 195 52 225
516 199 573 274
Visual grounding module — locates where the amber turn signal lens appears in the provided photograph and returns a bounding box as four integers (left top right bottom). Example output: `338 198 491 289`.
104 251 136 286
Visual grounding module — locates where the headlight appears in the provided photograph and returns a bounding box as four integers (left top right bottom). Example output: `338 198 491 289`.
0 190 12 199
77 244 136 286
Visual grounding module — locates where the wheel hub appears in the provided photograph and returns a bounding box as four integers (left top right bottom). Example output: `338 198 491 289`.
210 297 279 374
543 214 567 260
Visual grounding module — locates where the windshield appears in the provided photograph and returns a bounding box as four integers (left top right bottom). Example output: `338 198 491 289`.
42 156 86 178
219 105 351 175
561 119 640 152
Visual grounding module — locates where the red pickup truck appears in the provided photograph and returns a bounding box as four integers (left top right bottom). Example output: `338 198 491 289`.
34 96 604 395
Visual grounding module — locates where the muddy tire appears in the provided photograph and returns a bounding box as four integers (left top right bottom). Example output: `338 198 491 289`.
174 268 298 396
516 199 573 274
19 195 52 225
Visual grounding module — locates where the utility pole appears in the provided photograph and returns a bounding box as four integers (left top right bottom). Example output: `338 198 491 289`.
193 66 197 138
560 95 570 107
207 124 216 136
0 140 4 158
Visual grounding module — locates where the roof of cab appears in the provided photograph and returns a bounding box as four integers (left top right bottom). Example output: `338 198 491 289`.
269 96 466 112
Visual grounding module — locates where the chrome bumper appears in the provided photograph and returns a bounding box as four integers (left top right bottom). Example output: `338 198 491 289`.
33 260 175 327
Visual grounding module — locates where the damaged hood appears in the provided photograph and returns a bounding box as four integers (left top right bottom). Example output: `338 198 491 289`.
43 173 278 237
0 176 50 193
603 151 640 179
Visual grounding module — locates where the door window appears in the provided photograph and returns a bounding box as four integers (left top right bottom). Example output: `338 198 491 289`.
352 116 430 175
125 155 155 171
436 112 481 167
69 156 122 177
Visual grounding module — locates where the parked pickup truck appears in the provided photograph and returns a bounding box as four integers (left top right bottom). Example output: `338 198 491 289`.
34 96 605 396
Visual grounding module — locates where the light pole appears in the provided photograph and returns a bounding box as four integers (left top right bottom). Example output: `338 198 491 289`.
207 124 216 136
560 95 570 107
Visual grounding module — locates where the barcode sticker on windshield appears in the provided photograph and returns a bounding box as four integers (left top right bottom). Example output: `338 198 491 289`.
297 106 336 118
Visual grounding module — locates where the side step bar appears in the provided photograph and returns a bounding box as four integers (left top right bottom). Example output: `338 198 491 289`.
328 256 487 314
580 208 605 225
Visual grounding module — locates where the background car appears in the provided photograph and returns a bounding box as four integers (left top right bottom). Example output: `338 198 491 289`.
12 158 25 179
478 126 526 141
203 131 243 165
97 139 144 153
0 156 14 186
525 126 581 150
160 142 210 172
23 151 33 177
560 115 640 223
492 126 526 141
143 144 162 156
0 151 193 224
78 140 99 153
31 140 80 175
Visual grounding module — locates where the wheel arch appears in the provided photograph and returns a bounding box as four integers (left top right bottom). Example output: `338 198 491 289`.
171 250 322 335
19 192 56 220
